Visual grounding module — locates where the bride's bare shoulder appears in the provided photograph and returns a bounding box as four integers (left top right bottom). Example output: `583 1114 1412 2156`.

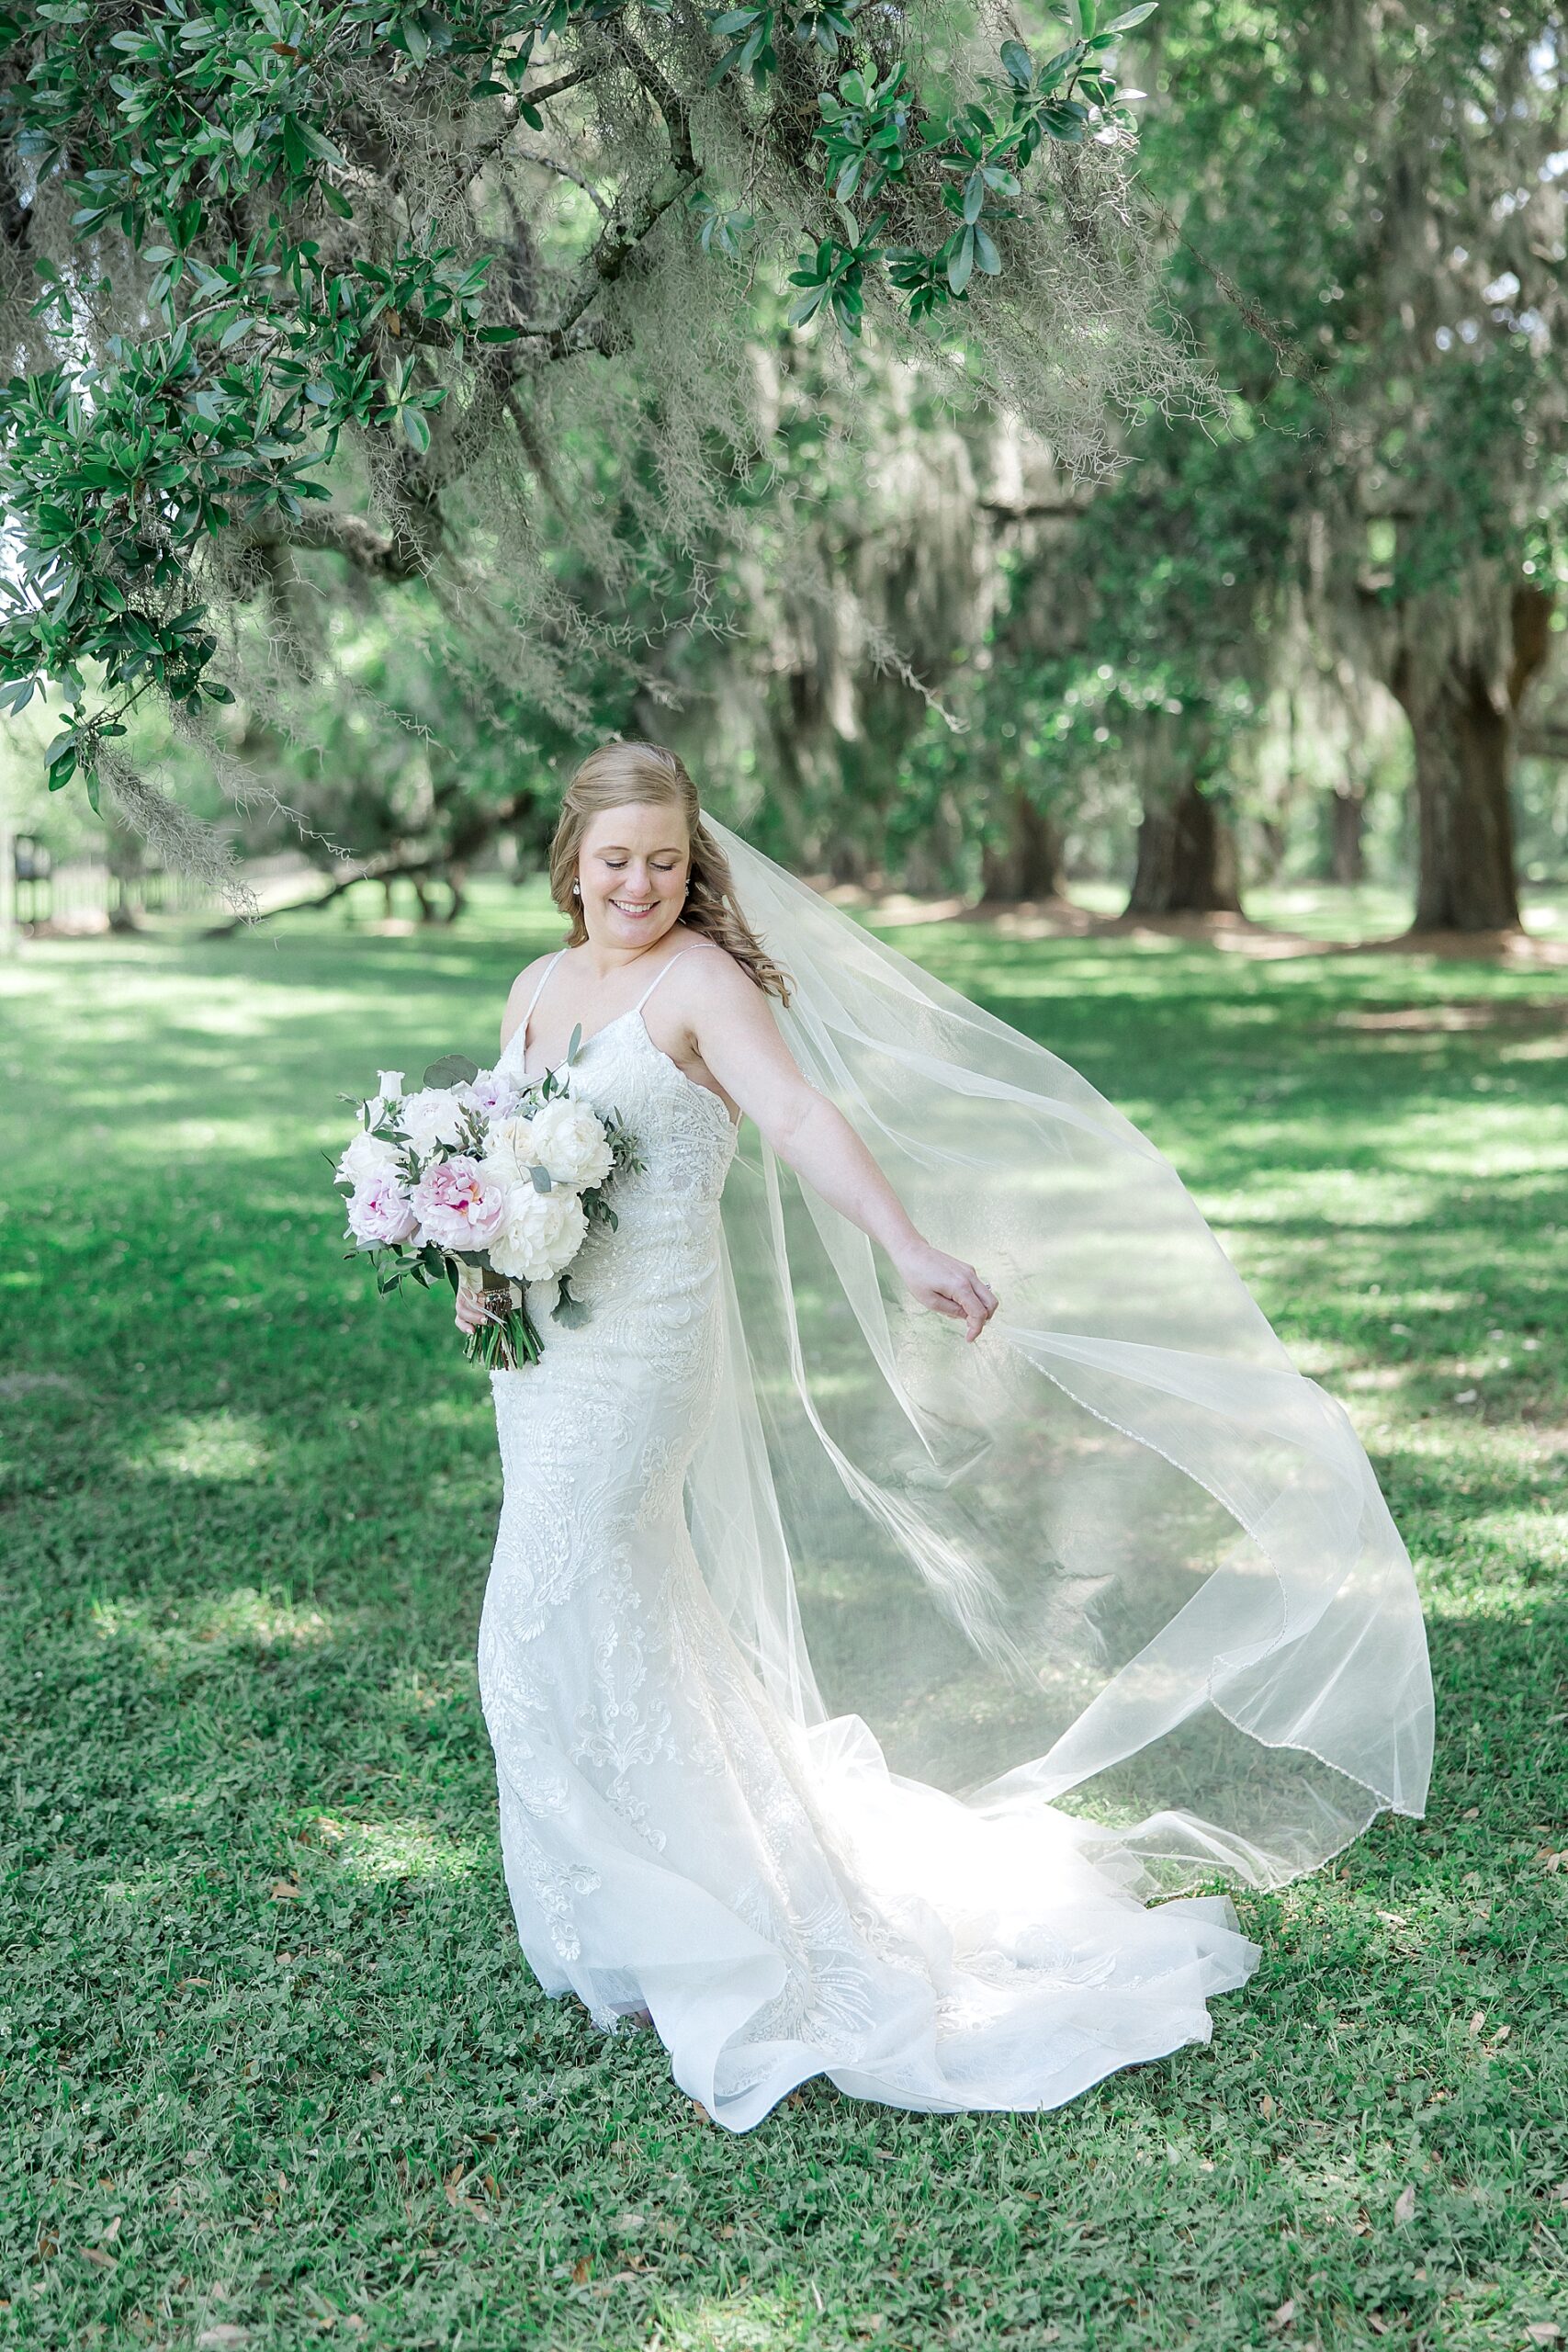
675 933 780 1033
679 933 763 994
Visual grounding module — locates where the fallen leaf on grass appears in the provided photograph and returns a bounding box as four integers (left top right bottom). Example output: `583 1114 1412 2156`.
1537 1849 1564 1873
83 2247 118 2270
1525 2327 1562 2347
443 2167 485 2221
1394 2185 1416 2225
852 2322 886 2339
270 1880 300 1903
197 2331 249 2348
1269 2301 1296 2330
1366 2316 1388 2337
571 2258 591 2286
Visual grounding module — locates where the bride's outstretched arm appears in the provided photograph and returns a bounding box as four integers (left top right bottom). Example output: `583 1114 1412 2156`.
689 949 998 1342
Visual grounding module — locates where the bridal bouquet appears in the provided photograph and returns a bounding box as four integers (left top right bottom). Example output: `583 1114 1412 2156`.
333 1035 642 1370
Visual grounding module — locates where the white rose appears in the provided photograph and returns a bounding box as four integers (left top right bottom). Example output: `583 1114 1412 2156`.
337 1128 401 1187
378 1069 405 1101
397 1085 470 1156
528 1097 615 1191
488 1182 588 1283
478 1114 537 1187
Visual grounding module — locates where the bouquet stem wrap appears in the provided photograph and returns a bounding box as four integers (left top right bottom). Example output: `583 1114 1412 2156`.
463 1270 544 1373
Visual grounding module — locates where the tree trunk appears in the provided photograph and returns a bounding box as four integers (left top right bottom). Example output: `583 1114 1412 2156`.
1126 778 1243 916
981 788 1062 901
1329 782 1367 886
1390 586 1552 933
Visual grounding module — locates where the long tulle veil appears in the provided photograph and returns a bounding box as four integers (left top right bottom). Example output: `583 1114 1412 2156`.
686 816 1433 1897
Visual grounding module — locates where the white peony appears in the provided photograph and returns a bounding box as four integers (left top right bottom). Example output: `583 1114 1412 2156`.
396 1084 471 1157
337 1127 401 1187
478 1114 537 1187
468 1066 523 1122
488 1182 588 1283
528 1096 614 1191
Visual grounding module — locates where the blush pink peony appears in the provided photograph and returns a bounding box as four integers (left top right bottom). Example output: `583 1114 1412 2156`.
411 1155 506 1250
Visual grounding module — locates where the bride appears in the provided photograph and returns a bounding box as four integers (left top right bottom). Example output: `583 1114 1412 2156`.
457 741 1434 2132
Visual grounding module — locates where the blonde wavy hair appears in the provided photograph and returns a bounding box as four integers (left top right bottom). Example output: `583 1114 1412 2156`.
547 743 794 1004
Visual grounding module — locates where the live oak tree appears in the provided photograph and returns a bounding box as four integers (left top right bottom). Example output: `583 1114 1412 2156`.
0 0 1185 887
1118 0 1567 929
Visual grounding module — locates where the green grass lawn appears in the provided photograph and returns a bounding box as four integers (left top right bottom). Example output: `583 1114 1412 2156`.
2 884 1565 2352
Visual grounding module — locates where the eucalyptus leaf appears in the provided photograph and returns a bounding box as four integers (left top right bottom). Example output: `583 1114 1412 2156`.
422 1054 480 1087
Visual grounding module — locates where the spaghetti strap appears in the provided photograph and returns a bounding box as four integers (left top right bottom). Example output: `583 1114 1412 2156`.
633 944 691 1017
522 948 567 1028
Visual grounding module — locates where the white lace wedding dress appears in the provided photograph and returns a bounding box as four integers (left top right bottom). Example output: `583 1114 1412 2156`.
477 948 1262 2132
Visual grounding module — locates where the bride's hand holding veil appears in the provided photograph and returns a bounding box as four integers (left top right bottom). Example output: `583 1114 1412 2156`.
653 938 999 1344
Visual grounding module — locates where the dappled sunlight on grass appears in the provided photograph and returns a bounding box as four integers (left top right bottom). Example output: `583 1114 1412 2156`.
331 1816 491 1884
140 1408 274 1482
658 2293 806 2349
91 1584 340 1665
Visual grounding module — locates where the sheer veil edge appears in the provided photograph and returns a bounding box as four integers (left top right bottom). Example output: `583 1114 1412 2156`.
684 817 1433 1900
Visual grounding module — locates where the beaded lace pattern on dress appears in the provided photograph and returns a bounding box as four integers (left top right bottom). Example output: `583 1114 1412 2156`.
476 946 1262 2131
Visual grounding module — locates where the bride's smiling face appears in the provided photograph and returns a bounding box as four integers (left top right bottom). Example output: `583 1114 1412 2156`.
576 802 691 950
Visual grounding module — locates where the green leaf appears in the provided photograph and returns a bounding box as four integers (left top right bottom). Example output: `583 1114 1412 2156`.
400 405 431 454
422 1054 479 1087
530 1163 554 1193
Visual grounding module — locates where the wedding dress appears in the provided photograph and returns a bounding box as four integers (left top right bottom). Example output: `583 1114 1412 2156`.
477 831 1433 2132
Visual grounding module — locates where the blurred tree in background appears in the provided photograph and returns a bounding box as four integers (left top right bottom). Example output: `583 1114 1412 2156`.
1 0 1565 930
0 0 1178 880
